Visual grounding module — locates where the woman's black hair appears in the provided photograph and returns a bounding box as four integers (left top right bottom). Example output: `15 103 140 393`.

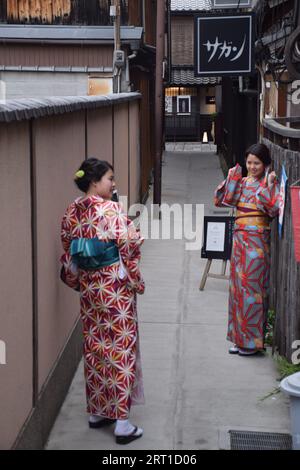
74 158 114 193
245 143 271 167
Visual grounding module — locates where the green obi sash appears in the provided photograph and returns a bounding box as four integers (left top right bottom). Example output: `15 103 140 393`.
70 238 119 270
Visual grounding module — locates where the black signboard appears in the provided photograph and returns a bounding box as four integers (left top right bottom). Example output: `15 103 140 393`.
201 216 235 260
195 14 255 76
212 0 251 7
206 96 216 105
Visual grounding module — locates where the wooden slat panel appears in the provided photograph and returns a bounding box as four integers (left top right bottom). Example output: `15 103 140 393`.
41 0 52 23
128 0 141 26
62 0 71 17
18 0 30 22
277 83 287 117
265 138 300 360
7 0 19 21
52 0 71 23
171 16 194 65
52 0 63 19
29 0 42 22
144 0 156 46
0 43 114 67
0 0 7 22
4 0 128 24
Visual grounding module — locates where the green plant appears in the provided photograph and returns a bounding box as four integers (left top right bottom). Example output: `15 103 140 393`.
265 309 276 346
275 354 300 379
259 354 300 401
259 309 300 401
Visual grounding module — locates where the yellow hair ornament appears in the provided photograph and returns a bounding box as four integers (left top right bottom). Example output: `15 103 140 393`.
75 170 85 179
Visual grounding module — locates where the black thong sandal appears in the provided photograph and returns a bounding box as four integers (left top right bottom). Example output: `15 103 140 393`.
115 426 143 445
89 418 116 429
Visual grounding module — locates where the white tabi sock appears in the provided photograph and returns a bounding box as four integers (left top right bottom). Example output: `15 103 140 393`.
114 419 143 437
89 414 105 423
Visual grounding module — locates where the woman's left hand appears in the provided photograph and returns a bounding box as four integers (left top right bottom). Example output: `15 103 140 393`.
268 171 277 186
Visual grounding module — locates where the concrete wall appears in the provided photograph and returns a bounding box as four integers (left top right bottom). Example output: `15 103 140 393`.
0 95 141 449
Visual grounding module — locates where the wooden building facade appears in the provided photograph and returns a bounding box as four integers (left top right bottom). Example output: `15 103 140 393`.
166 0 220 142
0 0 127 25
0 0 157 202
0 0 157 44
220 74 259 168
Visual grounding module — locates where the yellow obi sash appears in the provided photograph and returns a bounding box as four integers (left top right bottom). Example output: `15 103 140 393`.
235 202 270 228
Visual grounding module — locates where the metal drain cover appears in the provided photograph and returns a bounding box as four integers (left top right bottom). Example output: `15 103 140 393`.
229 430 292 450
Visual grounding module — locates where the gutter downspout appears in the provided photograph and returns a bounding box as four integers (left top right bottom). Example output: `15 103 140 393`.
258 65 265 124
117 67 122 93
154 0 166 206
167 0 171 82
113 0 121 93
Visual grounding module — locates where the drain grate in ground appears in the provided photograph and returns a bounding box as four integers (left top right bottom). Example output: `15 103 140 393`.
229 430 292 450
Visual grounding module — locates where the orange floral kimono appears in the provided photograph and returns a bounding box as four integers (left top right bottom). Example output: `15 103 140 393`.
61 195 145 419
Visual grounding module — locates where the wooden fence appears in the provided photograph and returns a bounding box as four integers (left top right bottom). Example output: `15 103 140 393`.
0 93 142 449
263 138 300 361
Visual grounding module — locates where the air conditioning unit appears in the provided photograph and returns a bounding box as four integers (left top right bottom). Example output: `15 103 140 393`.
114 50 125 69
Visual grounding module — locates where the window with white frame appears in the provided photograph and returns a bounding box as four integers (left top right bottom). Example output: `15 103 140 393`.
177 95 191 115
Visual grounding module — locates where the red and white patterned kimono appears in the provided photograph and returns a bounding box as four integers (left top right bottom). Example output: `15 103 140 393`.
61 195 145 419
214 164 281 350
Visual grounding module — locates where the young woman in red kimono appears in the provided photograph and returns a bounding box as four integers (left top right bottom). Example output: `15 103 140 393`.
214 143 281 356
60 158 145 444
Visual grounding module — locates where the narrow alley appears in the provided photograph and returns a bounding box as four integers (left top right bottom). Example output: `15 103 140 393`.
1 0 300 455
46 146 290 450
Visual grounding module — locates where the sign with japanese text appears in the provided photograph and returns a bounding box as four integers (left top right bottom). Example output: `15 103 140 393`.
212 0 252 7
206 96 216 105
201 216 235 260
195 14 254 76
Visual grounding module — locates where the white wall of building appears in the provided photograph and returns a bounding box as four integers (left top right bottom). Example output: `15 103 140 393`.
0 72 89 99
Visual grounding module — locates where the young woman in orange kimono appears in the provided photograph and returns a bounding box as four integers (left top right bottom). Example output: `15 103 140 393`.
214 143 281 356
61 158 145 444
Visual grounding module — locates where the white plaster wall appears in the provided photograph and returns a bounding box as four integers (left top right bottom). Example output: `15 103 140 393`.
0 72 88 99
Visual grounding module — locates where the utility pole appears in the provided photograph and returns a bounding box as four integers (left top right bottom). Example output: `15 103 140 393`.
154 0 166 206
112 0 122 93
114 0 121 51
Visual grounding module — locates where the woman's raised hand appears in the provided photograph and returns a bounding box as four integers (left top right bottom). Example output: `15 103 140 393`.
268 171 277 186
228 163 242 177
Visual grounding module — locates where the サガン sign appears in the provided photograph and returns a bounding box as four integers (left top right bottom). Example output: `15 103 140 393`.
195 14 254 76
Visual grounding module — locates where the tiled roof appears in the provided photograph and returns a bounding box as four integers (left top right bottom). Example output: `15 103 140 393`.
0 25 143 44
171 0 212 11
171 69 221 85
0 93 141 123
